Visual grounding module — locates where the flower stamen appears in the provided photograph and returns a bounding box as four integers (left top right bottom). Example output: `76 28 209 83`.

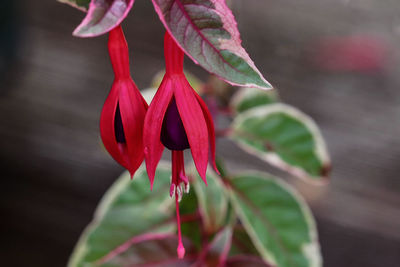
171 150 189 258
175 191 185 259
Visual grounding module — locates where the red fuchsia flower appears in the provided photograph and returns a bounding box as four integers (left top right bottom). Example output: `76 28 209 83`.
100 25 148 178
143 31 218 258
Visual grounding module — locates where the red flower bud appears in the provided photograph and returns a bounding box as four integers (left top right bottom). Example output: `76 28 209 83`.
100 26 148 178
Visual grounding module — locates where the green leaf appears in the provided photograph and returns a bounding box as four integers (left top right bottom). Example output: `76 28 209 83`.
73 0 135 37
192 168 229 234
230 226 259 256
231 87 279 113
68 163 176 267
151 0 272 90
228 172 322 267
230 103 330 183
58 0 90 11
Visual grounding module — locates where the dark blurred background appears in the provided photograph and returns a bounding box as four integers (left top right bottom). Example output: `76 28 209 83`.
1 0 400 266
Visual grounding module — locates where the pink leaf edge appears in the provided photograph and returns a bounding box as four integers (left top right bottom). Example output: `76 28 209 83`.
73 0 135 38
151 0 272 90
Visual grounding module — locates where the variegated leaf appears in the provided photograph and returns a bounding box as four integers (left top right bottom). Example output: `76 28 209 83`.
73 0 135 37
68 163 177 267
151 0 272 90
230 103 330 183
229 172 322 267
192 168 229 234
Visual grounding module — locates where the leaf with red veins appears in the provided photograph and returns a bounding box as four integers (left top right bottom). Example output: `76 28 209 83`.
73 0 135 37
143 78 174 188
151 0 272 90
97 233 197 266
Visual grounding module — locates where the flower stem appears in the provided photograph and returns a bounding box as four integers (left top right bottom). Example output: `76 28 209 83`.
164 31 184 74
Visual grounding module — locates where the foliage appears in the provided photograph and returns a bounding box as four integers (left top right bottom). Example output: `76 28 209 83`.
58 1 331 266
230 98 330 183
59 0 271 89
69 163 321 266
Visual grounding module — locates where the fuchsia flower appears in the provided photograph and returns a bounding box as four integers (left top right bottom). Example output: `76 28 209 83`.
100 26 148 177
143 32 218 258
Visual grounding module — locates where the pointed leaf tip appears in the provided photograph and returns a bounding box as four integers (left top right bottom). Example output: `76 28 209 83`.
151 0 272 89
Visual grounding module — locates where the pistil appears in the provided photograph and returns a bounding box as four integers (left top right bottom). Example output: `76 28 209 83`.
171 150 189 258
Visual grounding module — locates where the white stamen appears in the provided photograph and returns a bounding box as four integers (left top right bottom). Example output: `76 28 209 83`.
176 186 183 202
184 182 190 194
169 183 176 198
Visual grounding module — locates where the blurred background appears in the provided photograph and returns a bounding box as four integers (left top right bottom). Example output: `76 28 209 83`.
1 0 399 266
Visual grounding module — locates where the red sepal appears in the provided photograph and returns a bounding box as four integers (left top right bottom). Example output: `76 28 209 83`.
143 77 174 189
100 25 147 177
175 77 209 184
195 93 219 175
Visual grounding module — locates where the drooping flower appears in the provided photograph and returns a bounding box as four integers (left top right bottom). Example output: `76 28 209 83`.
100 25 148 177
143 31 218 258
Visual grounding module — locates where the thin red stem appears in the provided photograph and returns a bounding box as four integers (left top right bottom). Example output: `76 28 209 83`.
108 25 130 79
164 31 184 74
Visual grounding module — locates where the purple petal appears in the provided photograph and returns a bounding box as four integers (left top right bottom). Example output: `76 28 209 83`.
161 98 190 151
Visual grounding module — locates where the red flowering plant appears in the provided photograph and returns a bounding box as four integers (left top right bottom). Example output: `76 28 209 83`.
61 1 331 266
